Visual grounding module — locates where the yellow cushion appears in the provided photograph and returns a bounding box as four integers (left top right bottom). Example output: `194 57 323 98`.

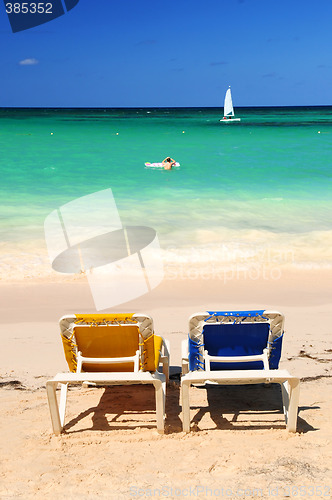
61 314 162 373
74 324 139 372
143 334 163 372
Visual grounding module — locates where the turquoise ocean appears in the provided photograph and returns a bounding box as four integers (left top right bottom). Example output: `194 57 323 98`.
1 106 331 281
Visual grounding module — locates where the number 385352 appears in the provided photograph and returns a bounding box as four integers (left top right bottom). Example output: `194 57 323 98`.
5 3 53 14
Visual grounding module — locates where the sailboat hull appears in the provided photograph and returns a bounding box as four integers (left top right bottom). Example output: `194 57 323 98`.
219 118 241 123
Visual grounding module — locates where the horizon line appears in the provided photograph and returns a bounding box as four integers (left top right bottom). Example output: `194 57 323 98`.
1 104 332 110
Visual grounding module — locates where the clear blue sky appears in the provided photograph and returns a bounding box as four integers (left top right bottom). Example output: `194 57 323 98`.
1 0 332 107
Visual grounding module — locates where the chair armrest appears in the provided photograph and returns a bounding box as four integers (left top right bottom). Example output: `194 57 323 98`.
160 338 170 383
204 348 270 371
181 339 189 375
162 338 170 360
77 350 140 373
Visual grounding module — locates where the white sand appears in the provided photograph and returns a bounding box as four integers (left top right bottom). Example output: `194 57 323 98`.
0 270 331 498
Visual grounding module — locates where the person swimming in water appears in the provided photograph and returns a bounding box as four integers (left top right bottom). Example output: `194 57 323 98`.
162 157 176 170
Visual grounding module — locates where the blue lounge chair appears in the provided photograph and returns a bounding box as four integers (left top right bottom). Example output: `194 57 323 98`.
181 310 300 432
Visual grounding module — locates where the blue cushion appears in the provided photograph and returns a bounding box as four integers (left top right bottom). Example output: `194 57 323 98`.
203 322 270 370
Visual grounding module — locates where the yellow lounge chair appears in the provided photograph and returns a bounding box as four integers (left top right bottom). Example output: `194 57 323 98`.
46 313 170 434
181 310 300 432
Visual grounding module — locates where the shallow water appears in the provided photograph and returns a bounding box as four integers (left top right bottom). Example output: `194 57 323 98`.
1 106 331 279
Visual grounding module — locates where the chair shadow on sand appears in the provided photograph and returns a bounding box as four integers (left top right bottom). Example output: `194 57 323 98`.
190 383 317 433
62 379 315 434
63 385 160 433
62 379 182 434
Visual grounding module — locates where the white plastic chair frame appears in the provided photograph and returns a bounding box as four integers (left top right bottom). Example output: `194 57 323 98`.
47 314 170 435
181 310 300 433
76 349 141 373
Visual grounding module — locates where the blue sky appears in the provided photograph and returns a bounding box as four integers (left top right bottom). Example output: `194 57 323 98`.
1 0 332 107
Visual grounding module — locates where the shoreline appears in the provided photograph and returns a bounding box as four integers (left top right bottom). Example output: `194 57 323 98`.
1 225 332 285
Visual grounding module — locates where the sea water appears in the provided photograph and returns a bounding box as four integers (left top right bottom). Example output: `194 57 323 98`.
0 106 331 281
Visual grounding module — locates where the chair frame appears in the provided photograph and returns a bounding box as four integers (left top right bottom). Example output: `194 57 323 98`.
181 310 300 433
47 313 170 435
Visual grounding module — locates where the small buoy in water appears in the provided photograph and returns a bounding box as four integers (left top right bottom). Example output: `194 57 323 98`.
182 131 185 133
116 132 119 135
318 131 321 134
51 132 53 135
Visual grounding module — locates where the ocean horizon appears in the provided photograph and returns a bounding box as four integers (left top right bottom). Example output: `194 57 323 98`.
1 106 331 281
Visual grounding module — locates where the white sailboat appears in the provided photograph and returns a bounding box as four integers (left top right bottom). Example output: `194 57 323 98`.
220 86 241 122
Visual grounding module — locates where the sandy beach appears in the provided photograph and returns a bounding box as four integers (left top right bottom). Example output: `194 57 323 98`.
1 268 331 499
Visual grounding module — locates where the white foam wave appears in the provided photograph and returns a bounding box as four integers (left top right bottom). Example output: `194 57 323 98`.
1 228 331 282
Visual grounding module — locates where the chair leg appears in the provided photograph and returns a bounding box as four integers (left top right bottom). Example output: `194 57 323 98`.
59 383 68 428
162 357 170 384
154 379 165 434
281 380 289 416
281 378 300 432
46 381 62 435
162 380 166 416
181 380 191 433
286 378 300 432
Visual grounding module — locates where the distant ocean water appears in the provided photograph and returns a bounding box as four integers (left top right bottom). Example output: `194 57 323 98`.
0 106 331 281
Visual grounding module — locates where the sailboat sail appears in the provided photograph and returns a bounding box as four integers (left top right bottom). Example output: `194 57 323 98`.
224 88 234 117
220 86 241 122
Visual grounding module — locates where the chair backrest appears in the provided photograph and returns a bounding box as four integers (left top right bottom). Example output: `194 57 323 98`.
60 313 161 373
188 310 284 371
74 324 140 372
